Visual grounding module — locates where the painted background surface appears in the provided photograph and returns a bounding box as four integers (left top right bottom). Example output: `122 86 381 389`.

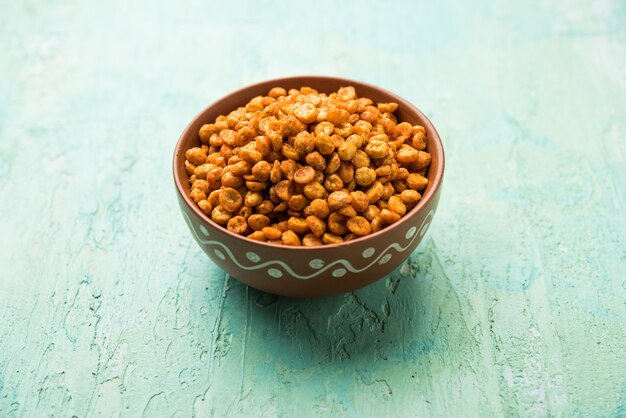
1 0 625 416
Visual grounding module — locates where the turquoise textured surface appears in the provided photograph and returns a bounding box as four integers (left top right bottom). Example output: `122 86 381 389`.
1 1 625 417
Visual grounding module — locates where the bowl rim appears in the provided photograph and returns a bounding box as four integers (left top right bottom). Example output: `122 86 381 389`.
173 75 445 251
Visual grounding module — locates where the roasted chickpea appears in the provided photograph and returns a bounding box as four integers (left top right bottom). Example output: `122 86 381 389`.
221 172 244 188
345 134 364 148
227 216 248 234
334 123 353 138
315 133 335 155
365 139 390 159
199 124 218 144
337 86 356 101
382 182 395 200
261 226 282 240
305 215 327 237
293 131 316 154
370 217 384 233
248 214 270 231
414 151 432 170
281 230 301 246
325 108 350 125
193 164 213 181
407 173 429 191
206 153 225 167
391 121 413 141
207 190 221 206
395 167 410 180
302 152 325 171
185 147 207 166
337 162 354 184
268 87 287 98
375 165 392 177
324 174 343 192
365 181 385 204
309 198 330 218
281 143 300 160
355 167 376 187
302 234 323 246
185 160 197 176
273 180 293 201
400 189 421 205
251 160 272 181
293 103 318 124
379 208 401 224
256 200 274 215
412 126 427 150
258 117 277 134
388 196 406 216
337 205 357 218
322 232 343 244
247 231 267 241
191 179 210 194
363 205 380 221
211 205 232 225
293 166 316 184
235 205 252 219
239 146 263 164
303 182 327 200
314 121 334 136
396 146 419 164
328 212 348 235
377 102 398 113
274 221 289 232
287 217 309 234
270 160 282 183
325 152 341 174
350 191 369 212
245 181 267 192
280 159 297 180
218 188 243 212
244 191 263 207
190 188 206 203
196 200 212 215
327 190 352 211
353 120 372 136
392 180 408 193
359 110 378 124
338 142 357 161
347 216 372 236
288 194 308 211
229 161 250 176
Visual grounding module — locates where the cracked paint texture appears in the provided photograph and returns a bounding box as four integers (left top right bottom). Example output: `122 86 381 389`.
0 0 625 417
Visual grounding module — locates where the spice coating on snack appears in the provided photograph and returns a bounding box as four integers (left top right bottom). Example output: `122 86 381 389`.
185 86 432 246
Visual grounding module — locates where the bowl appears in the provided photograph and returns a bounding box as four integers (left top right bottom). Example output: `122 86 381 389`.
173 76 444 297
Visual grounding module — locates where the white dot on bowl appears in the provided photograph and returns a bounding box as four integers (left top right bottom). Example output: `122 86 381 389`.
405 226 417 240
419 222 430 237
200 225 210 236
246 252 260 263
332 268 347 278
362 248 375 258
268 268 283 278
378 254 392 264
214 249 225 260
309 259 324 269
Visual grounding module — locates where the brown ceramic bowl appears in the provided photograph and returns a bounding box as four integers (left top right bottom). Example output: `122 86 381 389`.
173 76 444 297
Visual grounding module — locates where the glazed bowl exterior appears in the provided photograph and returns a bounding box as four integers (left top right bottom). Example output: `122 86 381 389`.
173 76 444 297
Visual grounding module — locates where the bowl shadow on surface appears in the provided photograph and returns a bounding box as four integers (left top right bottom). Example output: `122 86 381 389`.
229 239 466 366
